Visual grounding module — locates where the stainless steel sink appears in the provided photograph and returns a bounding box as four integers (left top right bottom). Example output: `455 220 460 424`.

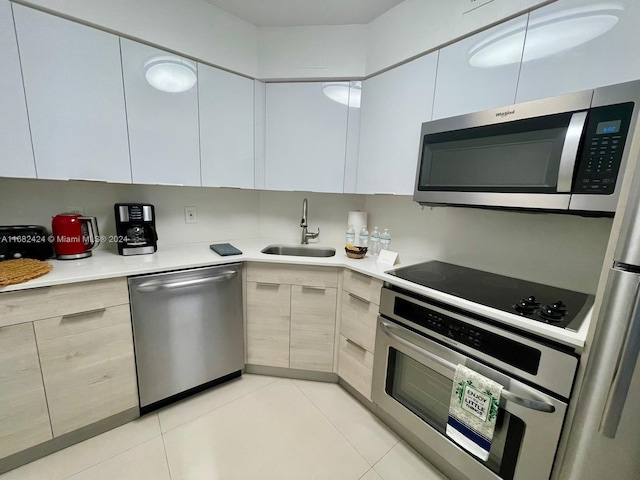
261 244 336 258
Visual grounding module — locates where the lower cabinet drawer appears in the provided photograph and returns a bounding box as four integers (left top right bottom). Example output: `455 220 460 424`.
0 278 129 328
340 292 378 354
338 335 374 401
34 304 138 437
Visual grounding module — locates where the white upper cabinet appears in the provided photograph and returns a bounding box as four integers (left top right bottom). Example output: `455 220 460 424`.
265 82 349 193
13 5 131 183
0 1 35 179
199 64 254 189
432 15 527 120
516 0 640 103
357 52 438 195
121 39 200 186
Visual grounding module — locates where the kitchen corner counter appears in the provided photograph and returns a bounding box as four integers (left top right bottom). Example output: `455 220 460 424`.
0 238 590 348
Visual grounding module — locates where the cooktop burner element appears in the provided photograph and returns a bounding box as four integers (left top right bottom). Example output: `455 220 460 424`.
387 261 592 330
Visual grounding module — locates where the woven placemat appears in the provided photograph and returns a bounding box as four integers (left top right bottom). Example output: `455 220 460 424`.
0 259 53 287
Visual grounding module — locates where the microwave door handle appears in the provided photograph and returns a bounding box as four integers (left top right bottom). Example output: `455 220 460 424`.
557 111 588 192
380 320 556 413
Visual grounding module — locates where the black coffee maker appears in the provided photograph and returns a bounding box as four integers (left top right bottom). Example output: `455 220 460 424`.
114 204 158 256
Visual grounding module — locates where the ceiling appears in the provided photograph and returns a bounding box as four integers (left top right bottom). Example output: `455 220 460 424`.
203 0 405 27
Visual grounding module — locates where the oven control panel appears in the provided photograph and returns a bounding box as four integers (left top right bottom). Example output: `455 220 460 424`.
395 296 541 375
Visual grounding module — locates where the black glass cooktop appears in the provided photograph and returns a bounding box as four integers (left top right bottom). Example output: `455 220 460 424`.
387 261 592 330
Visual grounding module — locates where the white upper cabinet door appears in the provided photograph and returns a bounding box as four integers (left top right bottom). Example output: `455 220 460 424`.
199 64 254 189
516 0 640 103
121 39 200 186
0 1 35 179
357 52 438 195
265 82 349 193
432 15 527 120
13 5 131 183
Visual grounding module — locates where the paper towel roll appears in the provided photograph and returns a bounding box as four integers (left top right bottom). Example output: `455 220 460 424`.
347 211 368 244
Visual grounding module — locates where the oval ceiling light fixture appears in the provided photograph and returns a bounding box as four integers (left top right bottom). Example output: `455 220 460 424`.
322 82 361 108
469 3 623 68
144 56 197 93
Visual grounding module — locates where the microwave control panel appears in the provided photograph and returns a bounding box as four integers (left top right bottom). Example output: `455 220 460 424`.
573 102 634 194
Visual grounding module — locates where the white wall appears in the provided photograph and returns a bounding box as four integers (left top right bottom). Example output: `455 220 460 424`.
258 190 365 243
0 178 261 251
257 25 367 80
365 0 552 75
363 195 612 294
18 0 259 77
0 178 610 293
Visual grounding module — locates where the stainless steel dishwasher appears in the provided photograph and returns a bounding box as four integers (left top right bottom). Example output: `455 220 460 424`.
128 263 244 414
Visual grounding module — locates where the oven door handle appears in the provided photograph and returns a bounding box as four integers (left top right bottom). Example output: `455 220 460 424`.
380 320 556 413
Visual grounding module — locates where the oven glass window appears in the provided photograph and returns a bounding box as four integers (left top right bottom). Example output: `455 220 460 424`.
386 348 524 480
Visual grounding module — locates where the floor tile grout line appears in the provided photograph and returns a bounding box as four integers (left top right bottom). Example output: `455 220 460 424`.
160 429 173 480
358 467 378 480
159 376 282 435
290 380 380 468
60 413 163 480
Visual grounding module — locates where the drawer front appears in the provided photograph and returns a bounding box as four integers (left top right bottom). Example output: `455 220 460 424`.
343 270 382 305
247 263 338 288
0 278 129 328
0 323 53 458
290 285 337 372
340 292 378 353
246 281 291 368
338 335 374 401
34 305 138 437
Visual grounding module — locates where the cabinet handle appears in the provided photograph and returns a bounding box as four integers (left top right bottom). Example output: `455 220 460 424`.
62 308 106 319
348 292 371 305
302 285 326 291
256 282 280 287
346 338 367 352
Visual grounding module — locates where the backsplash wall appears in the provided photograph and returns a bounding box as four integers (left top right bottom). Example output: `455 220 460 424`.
364 195 613 294
0 178 612 293
0 178 262 251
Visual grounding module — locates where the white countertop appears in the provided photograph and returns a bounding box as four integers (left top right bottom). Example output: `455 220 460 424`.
0 238 590 348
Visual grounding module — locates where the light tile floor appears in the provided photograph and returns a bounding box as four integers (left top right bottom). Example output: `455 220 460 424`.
1 375 449 480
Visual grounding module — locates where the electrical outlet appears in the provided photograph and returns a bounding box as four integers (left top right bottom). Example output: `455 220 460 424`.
66 205 84 215
185 206 197 224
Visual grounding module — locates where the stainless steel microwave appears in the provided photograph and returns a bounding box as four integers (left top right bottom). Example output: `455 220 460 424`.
413 80 640 215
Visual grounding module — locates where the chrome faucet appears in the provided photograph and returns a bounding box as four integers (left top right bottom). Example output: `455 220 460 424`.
300 198 320 244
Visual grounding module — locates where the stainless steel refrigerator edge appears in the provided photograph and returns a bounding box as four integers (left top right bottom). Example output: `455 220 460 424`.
128 264 244 412
557 118 640 478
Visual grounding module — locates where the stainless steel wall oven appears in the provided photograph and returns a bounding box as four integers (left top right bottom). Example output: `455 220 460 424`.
372 285 579 480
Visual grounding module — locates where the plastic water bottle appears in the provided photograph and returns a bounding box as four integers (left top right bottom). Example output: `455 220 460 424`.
370 226 381 255
380 228 391 251
346 224 355 246
358 226 369 248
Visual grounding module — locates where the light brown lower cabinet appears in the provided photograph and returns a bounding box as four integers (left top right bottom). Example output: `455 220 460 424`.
34 304 138 437
246 281 291 368
338 270 382 400
338 335 374 400
245 263 338 372
290 285 337 371
0 323 53 459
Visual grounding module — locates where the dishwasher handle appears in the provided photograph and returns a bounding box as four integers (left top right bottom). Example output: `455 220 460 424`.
135 271 238 293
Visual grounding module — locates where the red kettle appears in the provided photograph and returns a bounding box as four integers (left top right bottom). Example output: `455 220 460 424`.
51 214 100 260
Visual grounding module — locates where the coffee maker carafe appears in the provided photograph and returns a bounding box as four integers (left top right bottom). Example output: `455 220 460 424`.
114 204 158 256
